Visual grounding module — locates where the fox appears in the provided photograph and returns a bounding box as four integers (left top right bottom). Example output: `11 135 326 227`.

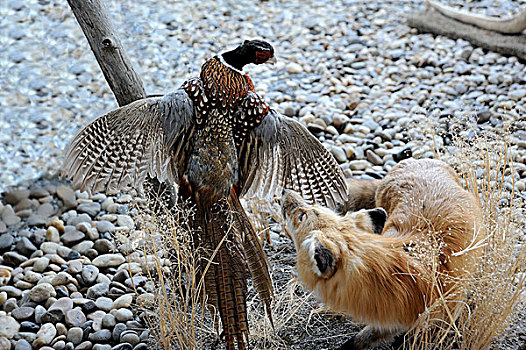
280 158 484 349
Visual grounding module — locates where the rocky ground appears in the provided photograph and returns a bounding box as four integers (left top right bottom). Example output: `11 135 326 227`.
1 0 525 349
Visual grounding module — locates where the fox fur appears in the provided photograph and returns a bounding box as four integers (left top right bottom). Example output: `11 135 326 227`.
281 159 484 349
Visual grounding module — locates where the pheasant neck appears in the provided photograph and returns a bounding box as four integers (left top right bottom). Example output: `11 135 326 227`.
220 48 250 72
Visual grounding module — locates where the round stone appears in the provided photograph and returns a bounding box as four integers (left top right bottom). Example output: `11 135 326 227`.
77 202 101 217
49 297 74 314
113 308 133 322
92 254 125 268
116 215 134 230
96 221 115 234
15 338 32 350
76 340 93 350
11 306 35 320
32 323 57 348
56 185 76 209
111 344 133 350
81 265 99 285
86 283 109 299
93 345 112 350
0 268 11 287
112 323 126 342
89 329 112 342
0 315 20 338
112 294 133 309
29 283 56 302
101 314 116 328
95 297 113 312
120 332 140 346
66 327 83 345
33 257 50 272
64 308 85 328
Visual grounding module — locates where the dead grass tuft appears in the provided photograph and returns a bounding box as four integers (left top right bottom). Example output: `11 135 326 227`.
405 121 526 350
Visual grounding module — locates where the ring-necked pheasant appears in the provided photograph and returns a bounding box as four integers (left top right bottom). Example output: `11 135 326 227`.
62 39 348 349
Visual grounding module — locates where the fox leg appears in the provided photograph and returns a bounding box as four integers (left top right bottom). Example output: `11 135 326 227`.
338 326 404 350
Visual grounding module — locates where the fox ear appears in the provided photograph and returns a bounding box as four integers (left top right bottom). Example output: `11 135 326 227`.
313 243 336 277
365 208 387 235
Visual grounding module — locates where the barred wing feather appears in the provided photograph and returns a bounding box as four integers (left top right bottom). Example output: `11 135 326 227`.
62 90 195 194
238 110 348 211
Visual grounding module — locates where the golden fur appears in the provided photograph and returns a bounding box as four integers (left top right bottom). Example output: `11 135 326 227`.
281 159 484 349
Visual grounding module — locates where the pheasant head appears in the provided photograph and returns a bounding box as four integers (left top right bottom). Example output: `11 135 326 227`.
221 39 276 71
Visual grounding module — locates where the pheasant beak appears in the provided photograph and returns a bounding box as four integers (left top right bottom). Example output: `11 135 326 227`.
265 56 277 65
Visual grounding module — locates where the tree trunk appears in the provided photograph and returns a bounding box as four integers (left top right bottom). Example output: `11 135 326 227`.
67 0 146 106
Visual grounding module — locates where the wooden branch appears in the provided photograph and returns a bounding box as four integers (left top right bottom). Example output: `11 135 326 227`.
66 0 172 203
407 9 526 61
67 0 146 106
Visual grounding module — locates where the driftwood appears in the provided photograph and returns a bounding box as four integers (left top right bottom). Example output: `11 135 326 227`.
407 9 526 61
426 0 526 34
67 0 146 106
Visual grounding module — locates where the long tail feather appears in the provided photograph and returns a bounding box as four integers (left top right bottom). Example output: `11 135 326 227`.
196 201 249 350
228 190 274 327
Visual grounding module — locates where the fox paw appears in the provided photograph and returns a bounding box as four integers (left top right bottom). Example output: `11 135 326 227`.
337 336 361 350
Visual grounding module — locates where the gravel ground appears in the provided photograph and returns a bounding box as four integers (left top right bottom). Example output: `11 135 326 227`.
1 0 525 349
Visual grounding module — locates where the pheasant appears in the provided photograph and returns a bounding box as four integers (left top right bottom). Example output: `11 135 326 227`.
62 39 348 349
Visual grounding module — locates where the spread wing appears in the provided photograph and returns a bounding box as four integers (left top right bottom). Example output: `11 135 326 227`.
238 110 348 211
62 90 195 195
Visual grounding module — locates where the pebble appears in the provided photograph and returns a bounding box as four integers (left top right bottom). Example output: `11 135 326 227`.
81 265 99 285
113 309 133 322
0 269 11 286
366 150 383 166
286 62 304 74
0 234 14 250
96 221 115 234
11 307 35 321
15 339 32 350
112 295 133 309
120 332 140 346
33 257 50 272
102 314 116 328
29 283 56 302
3 251 28 266
0 314 20 338
66 327 83 345
33 323 57 348
77 203 102 217
65 308 86 327
61 230 86 246
49 298 74 314
76 340 93 350
116 216 134 230
89 329 112 342
92 254 125 268
112 323 126 342
56 185 76 209
95 297 113 312
86 283 109 299
349 160 370 171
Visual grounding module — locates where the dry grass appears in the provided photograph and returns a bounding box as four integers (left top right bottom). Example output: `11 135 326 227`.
404 123 526 349
131 202 218 350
